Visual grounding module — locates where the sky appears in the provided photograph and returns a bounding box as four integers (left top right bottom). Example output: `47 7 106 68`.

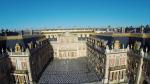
0 0 150 29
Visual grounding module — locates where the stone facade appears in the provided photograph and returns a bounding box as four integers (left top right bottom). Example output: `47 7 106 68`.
87 33 150 84
111 34 150 84
127 42 150 84
1 28 150 84
41 29 94 59
87 34 128 84
0 53 11 84
0 35 54 84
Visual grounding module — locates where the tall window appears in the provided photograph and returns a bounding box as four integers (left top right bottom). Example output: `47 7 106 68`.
110 72 113 81
121 71 124 79
54 52 57 56
114 72 117 80
71 52 74 57
112 72 114 81
115 56 120 66
63 52 66 58
21 62 27 70
59 53 62 57
16 75 26 83
12 61 16 70
118 71 120 80
19 76 24 83
15 75 19 83
123 70 126 79
120 56 125 65
79 46 82 50
83 46 85 50
109 58 115 67
120 71 122 79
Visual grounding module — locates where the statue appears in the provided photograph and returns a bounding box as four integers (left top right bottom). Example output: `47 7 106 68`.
106 45 110 53
15 43 21 52
127 45 130 50
122 44 125 49
111 44 114 49
114 40 120 49
134 41 141 50
141 48 144 57
103 40 108 46
146 47 148 53
106 45 109 49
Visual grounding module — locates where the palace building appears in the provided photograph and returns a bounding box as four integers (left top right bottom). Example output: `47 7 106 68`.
125 34 150 84
0 35 54 84
1 27 150 84
41 29 95 59
87 33 150 84
87 33 128 84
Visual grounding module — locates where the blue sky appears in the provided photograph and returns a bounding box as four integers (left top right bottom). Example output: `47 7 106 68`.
0 0 150 29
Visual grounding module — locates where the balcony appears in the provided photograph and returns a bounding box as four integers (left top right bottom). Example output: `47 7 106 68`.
8 52 29 56
109 65 126 71
12 70 28 74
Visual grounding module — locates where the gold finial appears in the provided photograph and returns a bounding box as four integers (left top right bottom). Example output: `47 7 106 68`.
15 43 21 52
114 40 120 49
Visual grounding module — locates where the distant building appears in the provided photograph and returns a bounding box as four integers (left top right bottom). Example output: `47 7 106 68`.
0 35 54 84
0 29 19 36
19 29 41 35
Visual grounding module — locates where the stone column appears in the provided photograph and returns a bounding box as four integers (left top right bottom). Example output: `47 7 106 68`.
103 53 109 83
26 49 33 84
136 49 144 84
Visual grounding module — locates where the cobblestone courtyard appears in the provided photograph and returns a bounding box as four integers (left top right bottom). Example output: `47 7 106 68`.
38 57 101 84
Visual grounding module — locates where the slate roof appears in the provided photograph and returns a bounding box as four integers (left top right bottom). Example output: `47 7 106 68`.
0 35 45 54
93 33 150 52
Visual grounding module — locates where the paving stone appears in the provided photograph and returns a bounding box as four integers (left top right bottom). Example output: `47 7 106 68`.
38 57 101 84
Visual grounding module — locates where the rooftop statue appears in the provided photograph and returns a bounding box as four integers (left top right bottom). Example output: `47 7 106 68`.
114 40 120 49
134 41 141 50
15 43 21 52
